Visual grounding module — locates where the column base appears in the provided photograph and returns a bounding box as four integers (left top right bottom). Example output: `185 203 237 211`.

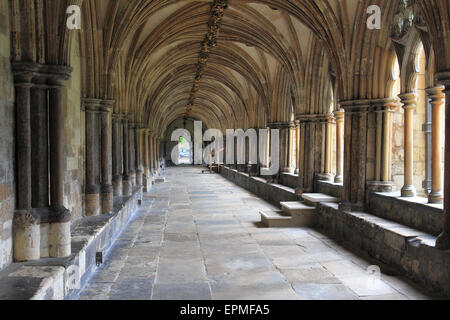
130 171 136 187
48 205 71 258
113 176 123 197
280 167 294 173
334 175 343 184
295 187 303 196
101 185 114 214
294 168 299 175
143 178 152 192
123 176 133 196
428 191 443 204
436 232 450 250
85 192 101 216
13 209 41 262
367 181 394 193
401 185 416 197
39 208 50 258
316 173 334 182
136 170 143 186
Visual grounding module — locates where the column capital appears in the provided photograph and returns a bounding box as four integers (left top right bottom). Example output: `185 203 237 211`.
41 65 72 86
267 122 289 129
426 85 445 100
82 98 102 112
99 99 115 113
398 92 417 110
12 62 72 87
334 109 345 121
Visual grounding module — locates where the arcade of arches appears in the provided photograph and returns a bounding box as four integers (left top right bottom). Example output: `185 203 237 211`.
0 0 449 300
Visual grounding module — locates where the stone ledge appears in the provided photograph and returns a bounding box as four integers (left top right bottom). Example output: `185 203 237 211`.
367 191 443 236
0 188 143 300
317 202 450 297
220 166 301 206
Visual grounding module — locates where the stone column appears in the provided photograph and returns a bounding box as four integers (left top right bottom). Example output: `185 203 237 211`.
296 119 306 195
128 123 136 186
47 66 72 258
155 137 160 174
112 113 123 197
143 129 151 192
280 123 291 173
295 120 300 175
290 122 297 172
83 99 101 216
135 125 143 187
339 100 370 211
317 115 334 181
366 99 396 193
334 109 344 184
156 139 161 172
122 116 132 196
381 100 396 184
399 93 417 197
435 72 450 249
149 133 154 178
423 98 432 196
12 63 40 261
100 100 114 214
426 86 444 204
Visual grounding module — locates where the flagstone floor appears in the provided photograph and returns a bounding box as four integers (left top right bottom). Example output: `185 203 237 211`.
77 166 436 300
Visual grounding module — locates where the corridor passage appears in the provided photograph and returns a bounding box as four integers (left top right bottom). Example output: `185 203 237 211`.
77 167 434 300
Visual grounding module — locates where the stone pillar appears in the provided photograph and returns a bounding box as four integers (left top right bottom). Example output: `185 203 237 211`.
112 113 123 196
143 129 151 192
423 98 432 196
295 120 305 194
280 123 291 173
381 100 396 184
156 139 161 172
366 99 396 193
100 100 114 214
295 120 300 175
12 63 40 261
83 99 101 216
128 123 136 187
334 109 344 184
435 71 450 249
399 93 417 197
317 115 334 181
149 133 154 178
288 122 295 172
155 137 160 174
47 66 72 258
426 86 444 204
339 100 370 211
135 125 143 187
122 116 132 196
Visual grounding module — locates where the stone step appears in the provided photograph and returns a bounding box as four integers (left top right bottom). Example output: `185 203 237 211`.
280 201 317 227
301 193 339 207
260 210 293 228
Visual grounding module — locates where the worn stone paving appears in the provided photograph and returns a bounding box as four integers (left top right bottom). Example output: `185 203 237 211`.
77 166 435 300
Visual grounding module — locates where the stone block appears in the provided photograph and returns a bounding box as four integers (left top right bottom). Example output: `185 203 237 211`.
302 193 339 207
260 210 292 228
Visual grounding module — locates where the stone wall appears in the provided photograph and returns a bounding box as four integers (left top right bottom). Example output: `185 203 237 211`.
0 0 15 271
63 33 84 224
